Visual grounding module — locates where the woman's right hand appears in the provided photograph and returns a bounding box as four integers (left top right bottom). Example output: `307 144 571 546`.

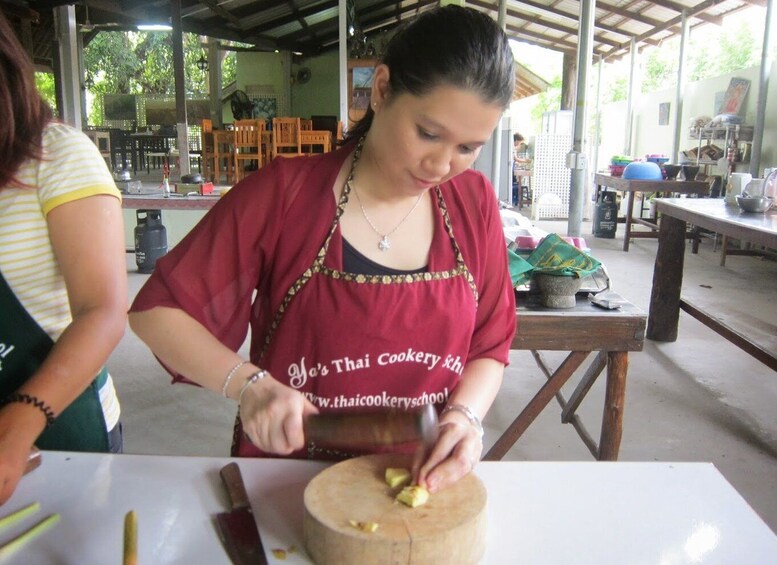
0 406 43 505
237 375 318 454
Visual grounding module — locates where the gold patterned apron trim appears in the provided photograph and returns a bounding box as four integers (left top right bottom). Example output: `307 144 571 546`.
258 142 479 361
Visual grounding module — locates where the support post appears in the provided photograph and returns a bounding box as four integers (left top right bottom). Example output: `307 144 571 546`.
671 11 689 164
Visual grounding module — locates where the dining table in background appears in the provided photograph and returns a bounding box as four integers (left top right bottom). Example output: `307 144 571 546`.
6 451 776 563
486 294 646 462
593 173 711 252
128 132 178 175
647 197 777 371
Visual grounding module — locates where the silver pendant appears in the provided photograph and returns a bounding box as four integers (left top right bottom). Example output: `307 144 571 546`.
378 236 391 251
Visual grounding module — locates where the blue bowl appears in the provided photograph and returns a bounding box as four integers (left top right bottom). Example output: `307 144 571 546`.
622 161 663 180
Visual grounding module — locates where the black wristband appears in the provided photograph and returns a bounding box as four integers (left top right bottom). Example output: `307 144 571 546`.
1 393 57 427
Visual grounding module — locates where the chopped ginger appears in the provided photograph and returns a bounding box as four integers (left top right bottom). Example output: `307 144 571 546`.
395 485 430 508
349 520 379 532
271 548 287 559
384 467 412 489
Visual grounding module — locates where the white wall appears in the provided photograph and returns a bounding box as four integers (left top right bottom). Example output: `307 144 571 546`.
603 61 777 176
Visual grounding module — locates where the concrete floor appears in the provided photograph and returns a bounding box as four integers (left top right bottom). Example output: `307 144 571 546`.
111 201 777 535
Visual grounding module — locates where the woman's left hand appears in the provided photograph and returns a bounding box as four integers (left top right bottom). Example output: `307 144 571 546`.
412 413 482 493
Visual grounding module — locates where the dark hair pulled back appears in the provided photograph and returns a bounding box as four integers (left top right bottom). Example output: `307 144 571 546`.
346 5 514 142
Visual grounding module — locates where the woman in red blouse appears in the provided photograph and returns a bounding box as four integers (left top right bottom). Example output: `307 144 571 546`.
129 5 516 493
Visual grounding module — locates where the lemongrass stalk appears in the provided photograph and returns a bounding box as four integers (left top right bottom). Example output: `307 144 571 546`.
0 513 60 559
0 502 40 531
123 510 138 565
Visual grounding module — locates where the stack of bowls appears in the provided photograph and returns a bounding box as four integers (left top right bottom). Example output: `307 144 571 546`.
609 155 633 177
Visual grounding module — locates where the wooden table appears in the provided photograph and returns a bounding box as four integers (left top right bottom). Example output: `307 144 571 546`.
648 198 777 370
485 293 646 461
121 194 220 210
594 173 710 251
8 452 776 563
129 133 178 174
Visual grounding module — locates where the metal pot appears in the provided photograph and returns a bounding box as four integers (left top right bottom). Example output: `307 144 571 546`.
113 168 131 181
736 195 773 213
181 173 203 184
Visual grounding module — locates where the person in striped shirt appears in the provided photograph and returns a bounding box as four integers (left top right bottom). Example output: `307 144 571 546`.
0 12 127 505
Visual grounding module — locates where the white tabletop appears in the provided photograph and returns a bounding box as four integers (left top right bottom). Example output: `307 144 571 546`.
3 452 775 564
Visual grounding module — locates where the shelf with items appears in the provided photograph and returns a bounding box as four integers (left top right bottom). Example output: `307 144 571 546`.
688 124 753 142
683 123 752 180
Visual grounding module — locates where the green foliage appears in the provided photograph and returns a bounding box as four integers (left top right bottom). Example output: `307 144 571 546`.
643 47 677 93
717 22 757 74
529 75 561 132
34 72 57 114
82 30 236 123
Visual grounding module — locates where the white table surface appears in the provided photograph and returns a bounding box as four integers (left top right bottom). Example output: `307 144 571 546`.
3 452 775 564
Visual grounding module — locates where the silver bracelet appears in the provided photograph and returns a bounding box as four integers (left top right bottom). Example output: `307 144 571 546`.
238 370 270 404
441 403 484 438
221 361 248 397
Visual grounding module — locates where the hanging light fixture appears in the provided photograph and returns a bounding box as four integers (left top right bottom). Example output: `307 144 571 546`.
84 73 95 89
196 53 209 72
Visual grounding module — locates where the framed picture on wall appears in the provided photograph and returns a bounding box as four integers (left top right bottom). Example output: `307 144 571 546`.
658 102 670 126
717 78 750 116
351 66 374 110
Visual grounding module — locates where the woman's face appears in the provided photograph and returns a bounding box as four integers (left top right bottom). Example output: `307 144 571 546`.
365 67 504 196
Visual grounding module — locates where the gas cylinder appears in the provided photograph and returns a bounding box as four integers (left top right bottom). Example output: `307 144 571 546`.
593 190 618 238
134 209 167 273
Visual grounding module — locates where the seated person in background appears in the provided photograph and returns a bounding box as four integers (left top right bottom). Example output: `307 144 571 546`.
0 12 127 505
129 5 516 495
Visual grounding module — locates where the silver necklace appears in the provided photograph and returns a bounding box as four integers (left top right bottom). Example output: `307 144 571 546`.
349 180 424 251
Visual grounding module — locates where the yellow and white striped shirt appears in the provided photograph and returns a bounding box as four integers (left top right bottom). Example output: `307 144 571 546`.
0 122 122 430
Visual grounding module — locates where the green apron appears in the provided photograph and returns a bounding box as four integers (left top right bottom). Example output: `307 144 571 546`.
0 269 109 452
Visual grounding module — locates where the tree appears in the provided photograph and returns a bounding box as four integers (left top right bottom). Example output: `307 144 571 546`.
79 30 239 124
529 75 562 132
34 72 57 115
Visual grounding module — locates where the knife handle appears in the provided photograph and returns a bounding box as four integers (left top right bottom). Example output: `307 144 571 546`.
220 462 251 512
304 404 439 448
24 447 42 476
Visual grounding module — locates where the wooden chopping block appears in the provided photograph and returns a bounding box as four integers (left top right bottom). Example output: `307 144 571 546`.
304 453 486 565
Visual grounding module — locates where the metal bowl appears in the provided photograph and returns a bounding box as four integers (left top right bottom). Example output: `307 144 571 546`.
736 195 773 213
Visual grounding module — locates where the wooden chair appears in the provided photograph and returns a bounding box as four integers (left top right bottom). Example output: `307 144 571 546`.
212 129 235 185
143 135 170 174
272 117 302 158
84 130 112 168
200 119 216 181
300 118 313 131
233 119 265 182
300 130 332 155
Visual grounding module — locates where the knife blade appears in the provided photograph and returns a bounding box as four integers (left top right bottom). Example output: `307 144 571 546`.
216 462 268 565
304 404 439 449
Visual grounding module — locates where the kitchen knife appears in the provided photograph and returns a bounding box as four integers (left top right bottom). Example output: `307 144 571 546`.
216 462 268 565
304 404 439 449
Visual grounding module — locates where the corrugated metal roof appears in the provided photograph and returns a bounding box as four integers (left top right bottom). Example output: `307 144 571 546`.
4 0 759 69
